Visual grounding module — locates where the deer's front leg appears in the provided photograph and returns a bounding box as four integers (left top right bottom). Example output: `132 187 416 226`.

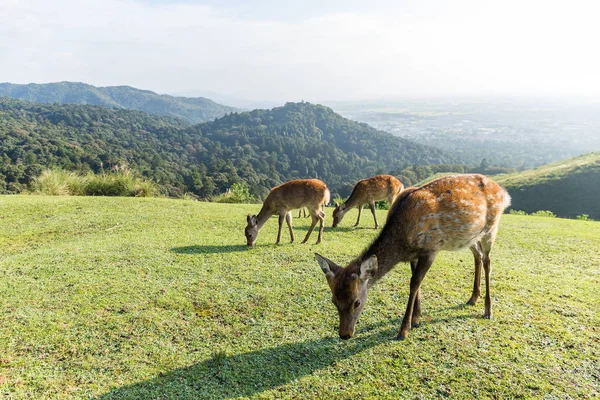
397 254 435 340
276 214 284 244
286 211 294 243
409 260 421 328
354 205 363 227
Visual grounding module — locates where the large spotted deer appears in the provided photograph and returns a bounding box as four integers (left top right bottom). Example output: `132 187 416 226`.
245 179 330 247
332 175 404 229
316 174 510 340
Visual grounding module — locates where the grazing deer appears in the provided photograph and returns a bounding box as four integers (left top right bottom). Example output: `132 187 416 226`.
333 175 404 229
245 179 330 247
316 174 510 340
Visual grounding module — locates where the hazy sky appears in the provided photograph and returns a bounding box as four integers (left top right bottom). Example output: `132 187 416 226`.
1 0 599 103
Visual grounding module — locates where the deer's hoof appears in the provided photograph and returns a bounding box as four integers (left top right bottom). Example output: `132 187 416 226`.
411 321 421 329
395 329 410 340
466 298 478 306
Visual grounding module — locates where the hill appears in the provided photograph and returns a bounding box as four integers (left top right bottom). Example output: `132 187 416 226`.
0 195 598 398
493 152 600 219
0 82 238 123
0 98 458 197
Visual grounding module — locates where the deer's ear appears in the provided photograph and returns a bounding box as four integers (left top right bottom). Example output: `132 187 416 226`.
340 204 346 211
334 202 339 208
359 255 378 281
247 214 256 226
315 253 341 278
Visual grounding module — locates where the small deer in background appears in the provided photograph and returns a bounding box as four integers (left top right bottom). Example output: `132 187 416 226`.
245 179 330 247
316 174 510 340
333 175 404 229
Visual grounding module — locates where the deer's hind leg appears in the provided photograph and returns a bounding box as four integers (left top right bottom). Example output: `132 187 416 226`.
368 200 379 229
315 207 325 244
480 235 496 319
467 242 483 305
302 212 318 244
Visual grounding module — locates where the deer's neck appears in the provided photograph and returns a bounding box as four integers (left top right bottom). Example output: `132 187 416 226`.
343 193 364 210
359 225 409 284
256 206 274 230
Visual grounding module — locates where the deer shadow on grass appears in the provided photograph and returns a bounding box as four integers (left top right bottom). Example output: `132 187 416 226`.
290 225 373 233
95 319 397 400
171 244 248 254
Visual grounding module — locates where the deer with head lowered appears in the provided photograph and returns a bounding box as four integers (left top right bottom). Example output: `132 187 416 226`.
332 175 404 229
316 174 510 340
245 179 330 247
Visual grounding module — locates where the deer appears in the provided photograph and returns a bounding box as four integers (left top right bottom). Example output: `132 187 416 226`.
315 174 511 340
332 175 404 229
245 179 330 247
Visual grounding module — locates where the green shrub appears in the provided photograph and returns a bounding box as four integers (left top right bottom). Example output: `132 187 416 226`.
531 210 557 218
212 182 257 204
180 192 199 201
576 214 590 221
31 170 84 196
375 200 390 210
509 209 528 215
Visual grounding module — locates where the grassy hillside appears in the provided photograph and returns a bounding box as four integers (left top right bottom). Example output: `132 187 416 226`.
0 82 238 123
0 196 598 399
494 152 600 218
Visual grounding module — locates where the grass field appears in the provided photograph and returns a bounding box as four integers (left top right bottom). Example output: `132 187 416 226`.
0 196 599 399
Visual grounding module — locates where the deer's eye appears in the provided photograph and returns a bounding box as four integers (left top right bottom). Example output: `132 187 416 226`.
354 299 361 309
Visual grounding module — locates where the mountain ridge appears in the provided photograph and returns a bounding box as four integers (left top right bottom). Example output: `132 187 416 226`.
0 81 238 123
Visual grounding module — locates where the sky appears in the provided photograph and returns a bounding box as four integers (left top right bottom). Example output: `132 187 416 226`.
1 0 600 104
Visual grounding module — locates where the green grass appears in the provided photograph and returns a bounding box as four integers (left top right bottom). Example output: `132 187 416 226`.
0 196 598 399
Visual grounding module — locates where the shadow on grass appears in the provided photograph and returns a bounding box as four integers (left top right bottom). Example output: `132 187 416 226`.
330 226 378 232
95 319 396 399
171 244 248 254
289 225 373 233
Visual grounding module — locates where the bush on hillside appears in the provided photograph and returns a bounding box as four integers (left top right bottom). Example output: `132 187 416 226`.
508 209 528 215
531 210 557 218
31 169 158 197
211 182 257 204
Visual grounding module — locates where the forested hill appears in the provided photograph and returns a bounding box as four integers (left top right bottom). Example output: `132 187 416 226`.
0 82 238 123
494 152 600 219
0 98 458 198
